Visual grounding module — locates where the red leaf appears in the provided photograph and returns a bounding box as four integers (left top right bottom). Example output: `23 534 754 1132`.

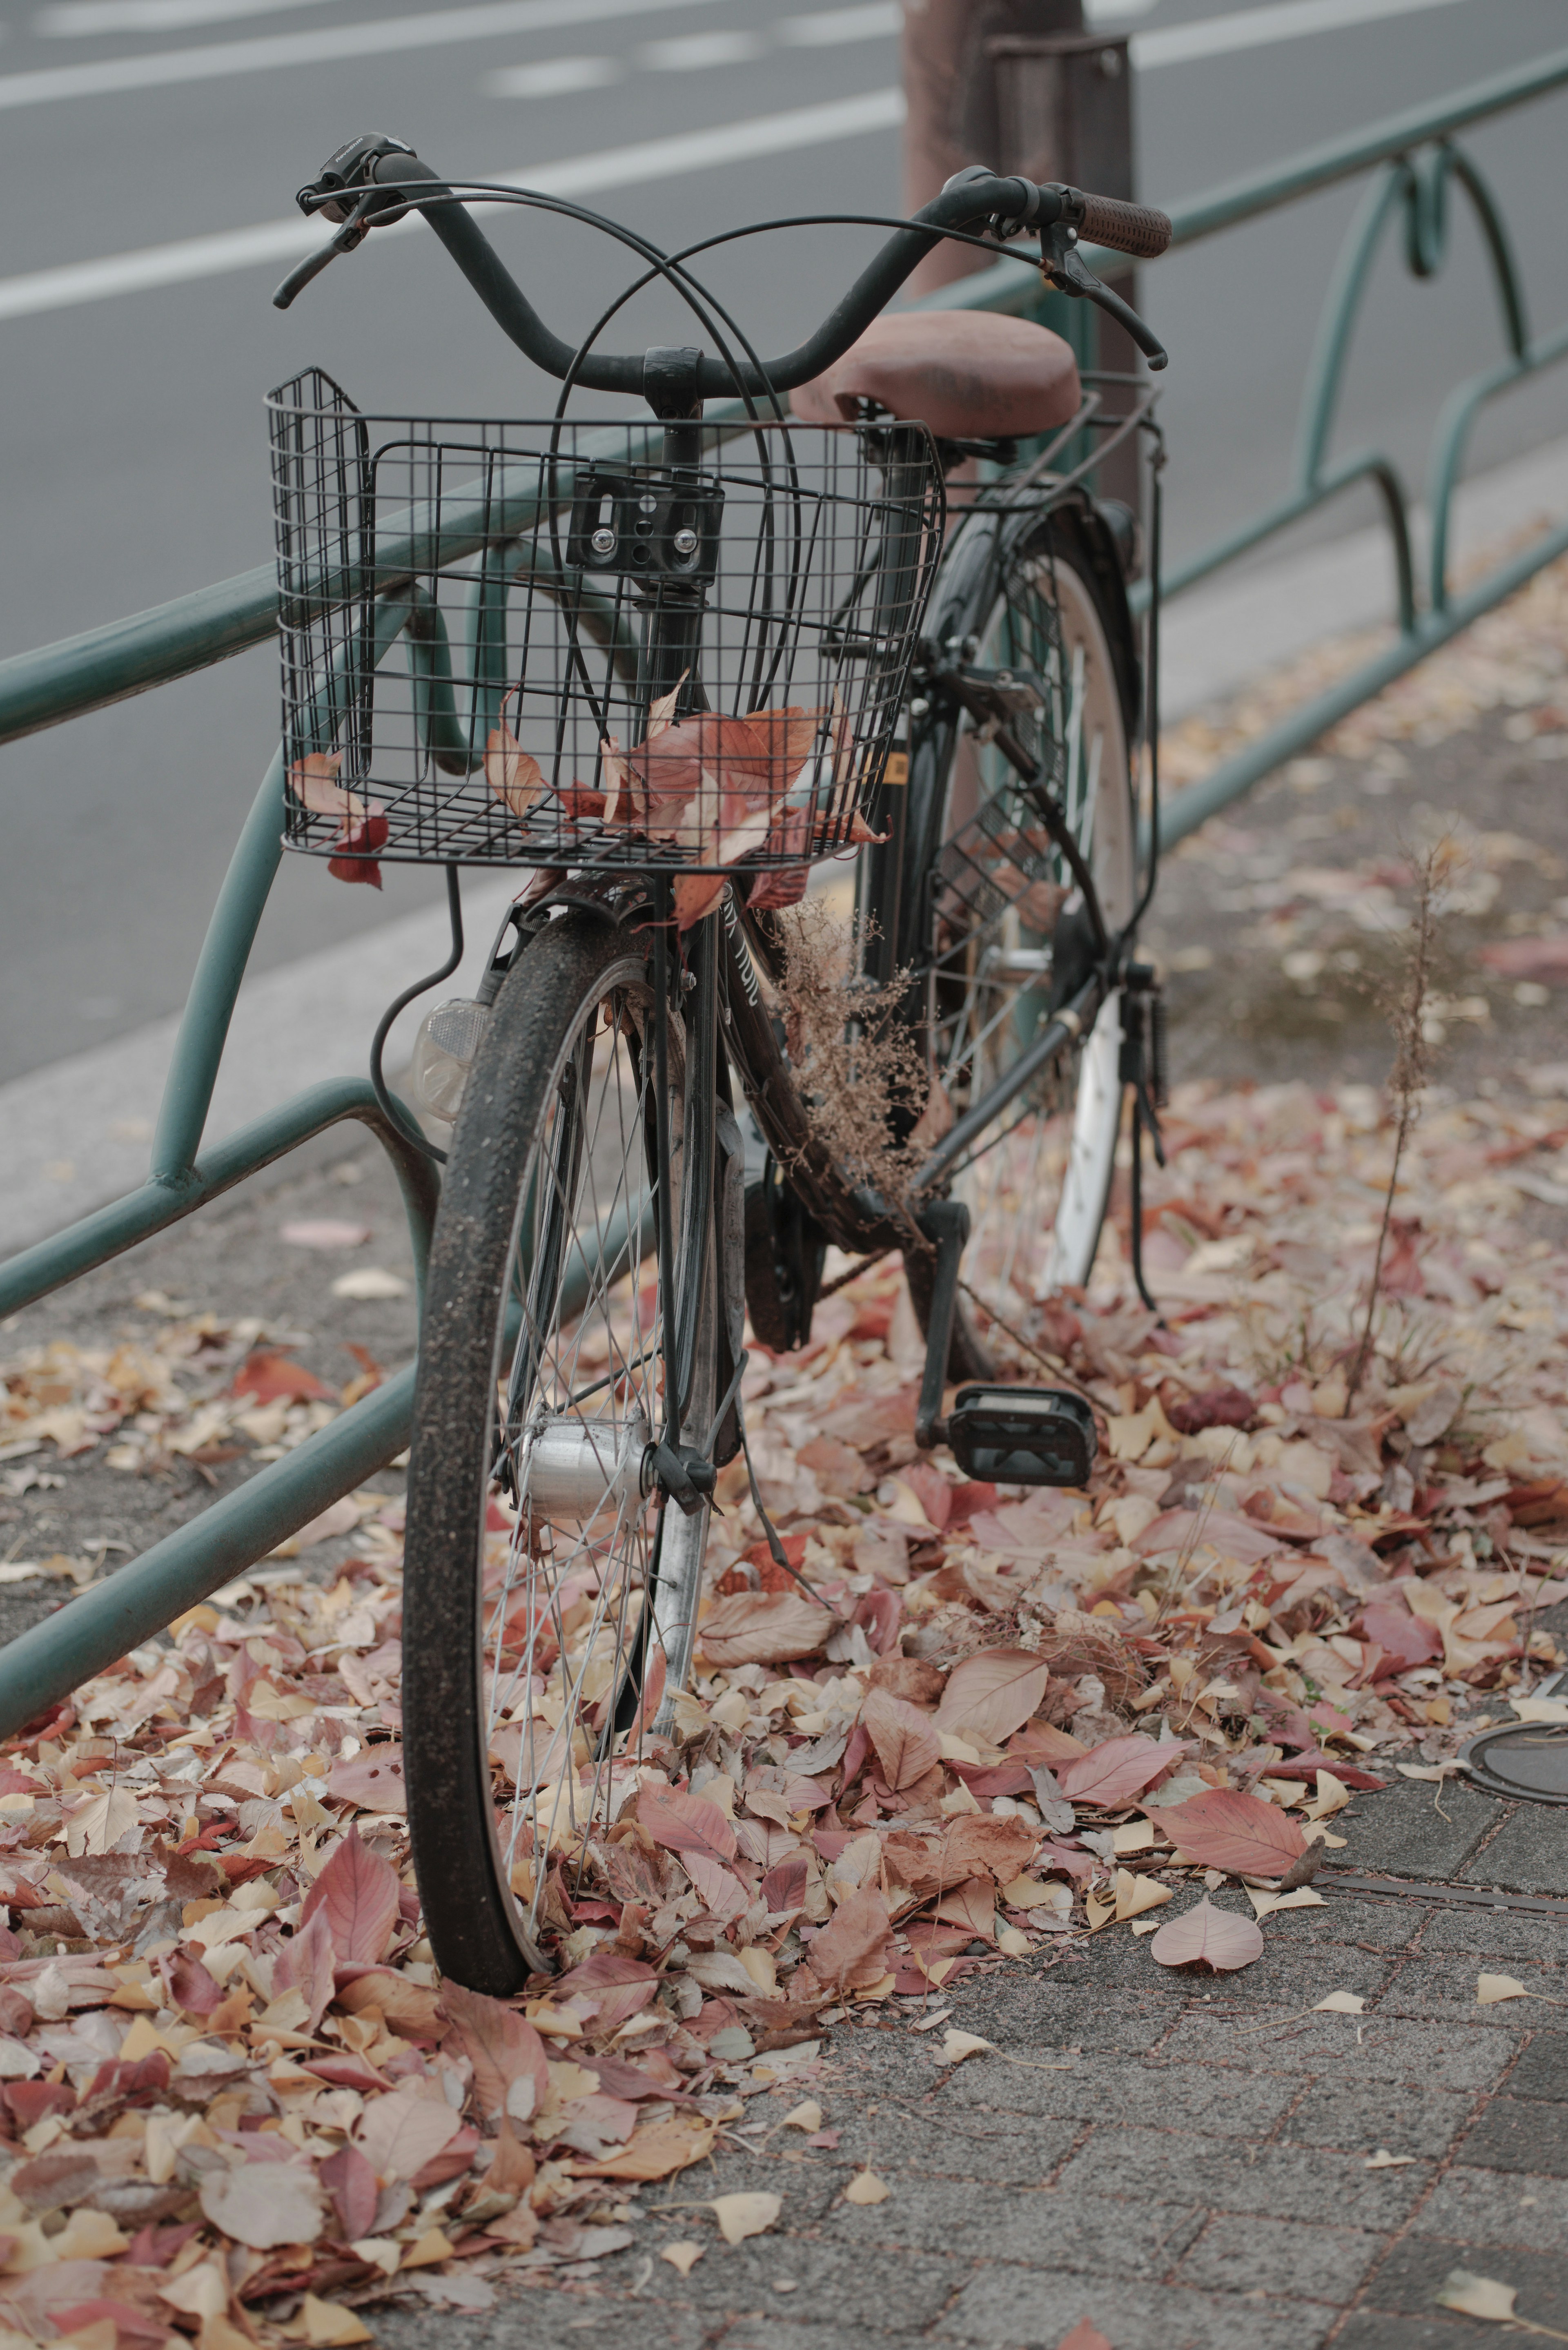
318 2142 379 2241
301 1826 400 1964
933 1650 1051 1745
439 1981 549 2123
232 1349 334 1404
760 1855 808 1917
1056 1734 1185 1808
862 1688 941 1793
326 810 389 888
1056 2323 1114 2350
805 1884 893 1990
1166 1385 1255 1435
1361 1601 1443 1670
637 1786 738 1865
1143 1788 1307 1879
1149 1896 1264 1972
274 1905 336 2032
163 1947 223 2017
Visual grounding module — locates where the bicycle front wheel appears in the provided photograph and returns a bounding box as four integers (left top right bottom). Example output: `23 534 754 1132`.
904 501 1139 1374
403 911 713 1995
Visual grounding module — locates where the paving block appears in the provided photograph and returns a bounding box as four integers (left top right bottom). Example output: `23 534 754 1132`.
1460 1806 1568 1897
938 2049 1295 2137
1176 2212 1384 2303
1454 2096 1568 2176
824 2101 1078 2185
1367 2234 1568 2330
651 2239 961 2332
1377 1955 1561 2022
1281 2076 1472 2159
1508 2030 1568 2100
1158 2010 1517 2091
1054 2127 1432 2228
1421 1908 1568 1964
934 2268 1334 2349
1413 2165 1568 2253
1335 1779 1502 1880
820 2174 1205 2274
1334 2319 1500 2347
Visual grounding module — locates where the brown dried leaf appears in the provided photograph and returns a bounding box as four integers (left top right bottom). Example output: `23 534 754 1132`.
439 1982 550 2123
697 1590 834 1667
300 1827 400 1965
933 1650 1050 1746
1143 1789 1307 1880
1057 1735 1183 1808
198 2160 325 2250
862 1688 941 1793
637 1786 738 1865
806 1885 893 1990
1148 1897 1264 1973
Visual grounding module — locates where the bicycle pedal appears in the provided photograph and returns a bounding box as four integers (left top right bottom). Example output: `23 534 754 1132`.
945 1384 1097 1488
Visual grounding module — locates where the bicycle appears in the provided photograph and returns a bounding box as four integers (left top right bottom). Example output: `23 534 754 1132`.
267 134 1173 1993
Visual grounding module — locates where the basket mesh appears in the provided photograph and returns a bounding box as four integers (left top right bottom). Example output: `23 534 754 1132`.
268 370 944 881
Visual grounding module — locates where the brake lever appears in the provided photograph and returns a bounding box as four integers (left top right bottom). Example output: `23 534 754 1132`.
272 201 372 312
272 133 417 311
1040 223 1168 372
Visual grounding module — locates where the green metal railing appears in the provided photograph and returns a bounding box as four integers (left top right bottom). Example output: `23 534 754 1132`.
1 45 1566 1735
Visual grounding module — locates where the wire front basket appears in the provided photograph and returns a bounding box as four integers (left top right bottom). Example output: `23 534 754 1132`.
267 369 945 883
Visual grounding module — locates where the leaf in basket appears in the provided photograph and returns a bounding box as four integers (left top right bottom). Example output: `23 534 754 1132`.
631 706 824 827
484 705 545 822
289 751 389 885
288 750 359 818
748 800 813 913
647 674 686 738
326 808 388 888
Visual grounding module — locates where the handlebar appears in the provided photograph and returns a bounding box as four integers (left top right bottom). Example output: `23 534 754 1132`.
274 134 1174 391
1075 192 1173 264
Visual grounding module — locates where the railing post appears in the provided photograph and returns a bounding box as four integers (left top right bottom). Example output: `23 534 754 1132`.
902 0 1083 295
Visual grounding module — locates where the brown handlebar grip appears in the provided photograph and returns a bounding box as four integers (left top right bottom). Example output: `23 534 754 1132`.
1076 194 1173 261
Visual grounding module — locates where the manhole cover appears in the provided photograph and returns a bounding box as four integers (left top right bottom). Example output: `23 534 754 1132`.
1461 1723 1568 1805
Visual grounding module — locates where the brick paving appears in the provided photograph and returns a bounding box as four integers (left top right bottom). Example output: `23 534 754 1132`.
364 1761 1568 2350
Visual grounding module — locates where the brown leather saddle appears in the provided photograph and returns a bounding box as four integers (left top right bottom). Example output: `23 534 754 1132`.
791 309 1081 440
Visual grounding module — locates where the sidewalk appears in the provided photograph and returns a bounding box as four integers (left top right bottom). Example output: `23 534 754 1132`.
426 1764 1566 2350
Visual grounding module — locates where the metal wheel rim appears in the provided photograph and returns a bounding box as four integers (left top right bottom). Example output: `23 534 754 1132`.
474 952 712 1953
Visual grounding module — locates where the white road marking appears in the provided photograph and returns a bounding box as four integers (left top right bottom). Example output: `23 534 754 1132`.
776 3 900 43
485 54 624 100
37 0 334 33
1131 0 1470 71
0 87 907 321
0 0 737 110
641 29 766 70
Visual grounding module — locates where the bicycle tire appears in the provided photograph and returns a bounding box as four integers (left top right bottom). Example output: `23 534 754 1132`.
403 910 714 1994
901 498 1140 1378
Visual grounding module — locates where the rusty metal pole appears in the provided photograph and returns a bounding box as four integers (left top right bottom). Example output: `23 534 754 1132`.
902 0 1085 294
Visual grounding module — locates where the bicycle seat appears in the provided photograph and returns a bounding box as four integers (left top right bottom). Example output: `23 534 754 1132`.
792 310 1081 440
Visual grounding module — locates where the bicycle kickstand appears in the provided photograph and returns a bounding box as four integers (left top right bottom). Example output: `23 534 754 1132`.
1121 963 1169 1320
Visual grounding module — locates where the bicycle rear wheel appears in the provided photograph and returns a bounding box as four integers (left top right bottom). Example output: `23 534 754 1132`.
403 911 713 1995
903 501 1139 1375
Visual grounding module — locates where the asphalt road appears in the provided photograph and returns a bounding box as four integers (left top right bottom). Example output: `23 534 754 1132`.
1 0 1565 1087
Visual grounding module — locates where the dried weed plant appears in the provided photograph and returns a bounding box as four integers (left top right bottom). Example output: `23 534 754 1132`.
771 896 935 1221
1347 836 1454 1404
